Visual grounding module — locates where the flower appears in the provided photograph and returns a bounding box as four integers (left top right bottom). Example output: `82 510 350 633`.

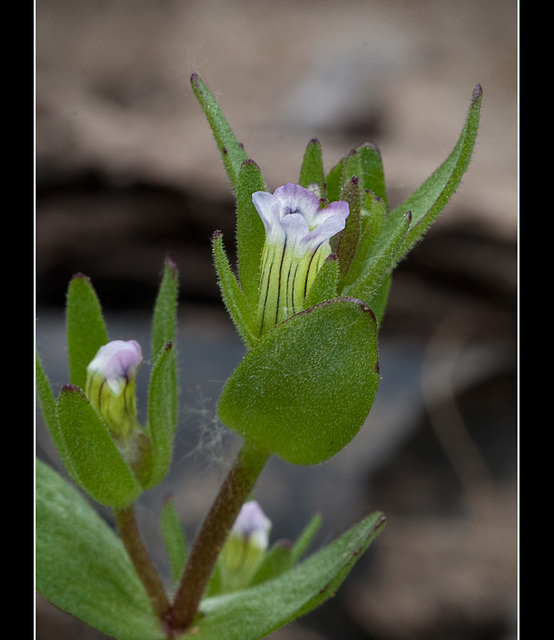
231 500 272 549
252 183 349 335
85 340 143 439
218 501 272 592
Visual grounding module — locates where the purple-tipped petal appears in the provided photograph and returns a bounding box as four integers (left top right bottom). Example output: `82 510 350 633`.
273 183 321 216
252 183 349 255
232 501 272 549
88 340 142 395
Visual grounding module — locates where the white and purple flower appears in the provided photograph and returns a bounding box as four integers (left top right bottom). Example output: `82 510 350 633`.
252 183 349 335
231 500 272 550
218 501 272 592
86 340 143 438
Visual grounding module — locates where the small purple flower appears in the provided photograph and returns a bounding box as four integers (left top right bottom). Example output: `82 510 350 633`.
231 500 272 550
87 340 142 396
218 500 272 592
85 340 143 438
252 183 349 257
252 183 349 335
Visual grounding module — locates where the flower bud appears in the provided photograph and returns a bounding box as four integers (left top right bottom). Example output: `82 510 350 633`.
218 501 272 592
252 183 349 336
85 340 143 440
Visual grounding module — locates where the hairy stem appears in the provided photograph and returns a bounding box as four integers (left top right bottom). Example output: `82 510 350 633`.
169 441 270 632
114 505 171 623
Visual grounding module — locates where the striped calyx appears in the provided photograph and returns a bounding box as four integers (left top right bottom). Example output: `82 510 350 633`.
253 183 349 336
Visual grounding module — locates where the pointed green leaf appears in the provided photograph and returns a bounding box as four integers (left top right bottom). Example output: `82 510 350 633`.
357 142 388 210
36 459 164 640
299 138 325 194
334 174 362 287
324 157 345 203
389 84 483 261
340 191 387 291
192 511 385 640
36 355 75 474
291 512 322 565
250 541 293 587
151 258 179 358
66 274 109 390
146 340 178 488
191 73 248 192
236 159 267 310
149 261 179 484
212 231 257 349
56 385 142 508
161 494 187 586
341 149 362 189
346 211 411 308
218 297 380 465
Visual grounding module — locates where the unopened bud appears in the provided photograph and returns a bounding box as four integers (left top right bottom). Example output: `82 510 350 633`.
218 501 272 592
85 340 142 439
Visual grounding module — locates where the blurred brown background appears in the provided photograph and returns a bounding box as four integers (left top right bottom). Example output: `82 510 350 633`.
35 1 517 639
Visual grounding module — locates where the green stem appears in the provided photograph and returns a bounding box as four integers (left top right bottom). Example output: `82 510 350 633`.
114 505 171 624
168 440 270 632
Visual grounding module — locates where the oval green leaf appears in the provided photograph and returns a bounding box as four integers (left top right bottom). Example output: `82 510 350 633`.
56 385 142 507
218 297 380 465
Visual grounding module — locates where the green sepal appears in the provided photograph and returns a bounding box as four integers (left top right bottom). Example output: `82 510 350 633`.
324 157 345 204
66 274 109 390
236 159 267 310
303 253 339 309
340 149 362 190
299 138 325 195
160 494 187 586
192 511 385 640
205 562 223 599
333 174 363 287
190 73 248 193
218 297 380 465
249 541 293 587
290 512 322 564
346 209 411 306
357 142 388 210
340 191 387 292
212 231 258 349
36 459 164 640
55 385 142 508
145 340 178 488
148 259 179 487
151 258 179 362
388 84 483 262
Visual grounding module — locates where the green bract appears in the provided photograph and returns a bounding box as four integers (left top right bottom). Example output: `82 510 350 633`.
194 73 482 464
